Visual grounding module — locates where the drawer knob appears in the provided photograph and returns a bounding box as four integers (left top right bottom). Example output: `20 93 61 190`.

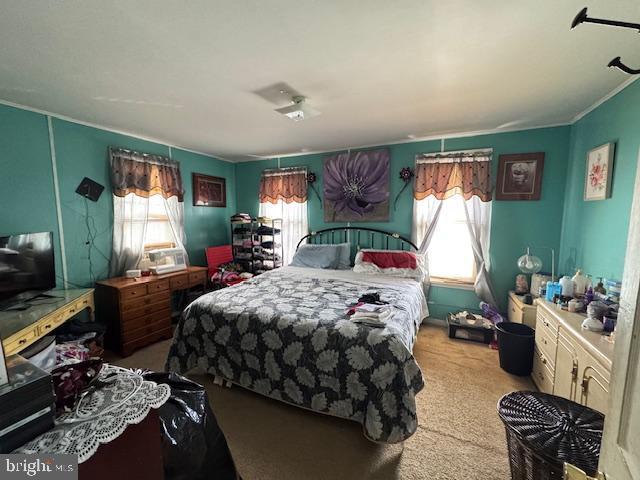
19 339 27 345
44 324 52 329
541 356 547 365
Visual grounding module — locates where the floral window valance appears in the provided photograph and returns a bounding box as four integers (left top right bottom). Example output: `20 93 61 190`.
414 150 492 202
109 147 184 201
259 167 308 204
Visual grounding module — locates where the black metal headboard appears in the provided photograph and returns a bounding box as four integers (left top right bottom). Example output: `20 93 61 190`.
296 227 418 251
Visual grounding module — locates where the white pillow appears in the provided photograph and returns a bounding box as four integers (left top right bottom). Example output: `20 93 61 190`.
353 249 425 281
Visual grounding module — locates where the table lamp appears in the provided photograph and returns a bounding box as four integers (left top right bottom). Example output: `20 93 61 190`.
515 248 542 294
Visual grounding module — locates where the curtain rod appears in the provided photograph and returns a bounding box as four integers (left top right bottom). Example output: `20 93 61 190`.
262 166 307 175
109 146 180 166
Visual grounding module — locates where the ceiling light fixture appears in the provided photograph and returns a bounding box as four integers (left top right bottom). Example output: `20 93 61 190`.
275 95 320 122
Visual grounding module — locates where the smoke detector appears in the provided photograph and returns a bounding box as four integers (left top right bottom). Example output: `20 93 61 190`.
275 95 320 122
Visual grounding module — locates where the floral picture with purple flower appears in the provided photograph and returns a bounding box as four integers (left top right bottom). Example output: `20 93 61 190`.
323 149 390 222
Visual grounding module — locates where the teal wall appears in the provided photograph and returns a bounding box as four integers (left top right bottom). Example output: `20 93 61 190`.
0 103 235 288
0 106 64 283
236 126 572 315
559 79 640 282
3 76 637 312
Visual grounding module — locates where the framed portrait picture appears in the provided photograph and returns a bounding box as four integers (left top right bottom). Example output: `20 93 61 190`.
192 173 226 207
584 143 615 201
495 152 545 201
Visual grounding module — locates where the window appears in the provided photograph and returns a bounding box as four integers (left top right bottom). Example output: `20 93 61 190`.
259 199 308 266
413 194 491 285
123 193 177 249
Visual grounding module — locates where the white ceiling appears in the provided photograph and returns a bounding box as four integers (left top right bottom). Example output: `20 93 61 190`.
1 0 639 161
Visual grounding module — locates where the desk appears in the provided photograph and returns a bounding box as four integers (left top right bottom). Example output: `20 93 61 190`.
0 289 94 356
96 266 207 356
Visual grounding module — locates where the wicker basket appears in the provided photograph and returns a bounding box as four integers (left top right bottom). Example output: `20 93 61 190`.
497 391 604 480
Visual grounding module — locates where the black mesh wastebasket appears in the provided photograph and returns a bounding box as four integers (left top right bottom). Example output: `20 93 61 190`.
498 391 604 480
496 321 534 376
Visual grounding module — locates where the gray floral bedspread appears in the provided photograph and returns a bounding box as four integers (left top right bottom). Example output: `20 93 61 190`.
166 267 426 443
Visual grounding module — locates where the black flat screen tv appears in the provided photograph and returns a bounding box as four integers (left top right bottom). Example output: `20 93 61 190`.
0 231 56 303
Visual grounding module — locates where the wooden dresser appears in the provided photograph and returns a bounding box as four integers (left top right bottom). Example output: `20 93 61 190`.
532 299 614 415
96 266 207 356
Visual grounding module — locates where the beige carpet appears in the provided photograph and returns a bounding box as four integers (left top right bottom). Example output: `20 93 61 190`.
108 324 533 479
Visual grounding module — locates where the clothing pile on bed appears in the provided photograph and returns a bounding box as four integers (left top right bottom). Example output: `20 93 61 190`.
346 292 394 326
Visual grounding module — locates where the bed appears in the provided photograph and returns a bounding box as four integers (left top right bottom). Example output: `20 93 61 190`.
166 228 427 443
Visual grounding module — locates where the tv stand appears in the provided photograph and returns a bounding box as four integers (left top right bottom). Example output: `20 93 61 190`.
0 289 94 356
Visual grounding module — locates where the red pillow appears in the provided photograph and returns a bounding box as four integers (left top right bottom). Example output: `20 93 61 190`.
361 251 417 269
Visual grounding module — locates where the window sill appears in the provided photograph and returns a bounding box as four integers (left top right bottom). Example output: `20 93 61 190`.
430 278 475 291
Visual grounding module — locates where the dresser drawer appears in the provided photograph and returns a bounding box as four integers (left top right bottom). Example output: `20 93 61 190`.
148 279 170 293
122 308 171 334
121 291 170 312
532 347 555 394
121 324 173 356
170 274 189 290
122 314 171 342
120 284 149 303
535 323 557 365
537 310 559 337
189 271 207 286
38 311 66 335
122 299 171 322
4 327 39 354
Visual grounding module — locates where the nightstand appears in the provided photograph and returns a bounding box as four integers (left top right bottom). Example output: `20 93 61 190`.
507 291 537 330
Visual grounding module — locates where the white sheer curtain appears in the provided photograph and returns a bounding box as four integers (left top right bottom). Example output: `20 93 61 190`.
259 200 308 265
110 193 150 276
462 196 497 306
412 196 443 315
162 194 188 262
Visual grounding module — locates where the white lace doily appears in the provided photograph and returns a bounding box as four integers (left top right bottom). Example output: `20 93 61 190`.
14 364 171 463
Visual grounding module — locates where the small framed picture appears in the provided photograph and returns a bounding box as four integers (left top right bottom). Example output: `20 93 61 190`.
495 152 545 201
193 173 226 207
584 143 615 201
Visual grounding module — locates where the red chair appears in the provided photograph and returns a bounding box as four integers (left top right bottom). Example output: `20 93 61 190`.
205 245 245 288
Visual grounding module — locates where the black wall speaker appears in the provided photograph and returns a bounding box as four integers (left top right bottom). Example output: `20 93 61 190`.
75 177 105 202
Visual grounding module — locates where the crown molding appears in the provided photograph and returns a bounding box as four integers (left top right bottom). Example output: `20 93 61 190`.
235 122 572 162
4 74 638 164
572 76 639 123
0 98 233 163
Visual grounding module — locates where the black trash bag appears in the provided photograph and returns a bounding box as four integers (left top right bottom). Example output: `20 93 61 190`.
142 371 238 480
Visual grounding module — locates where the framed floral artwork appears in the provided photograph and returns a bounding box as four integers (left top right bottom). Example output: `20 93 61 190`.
323 149 390 222
193 173 226 207
584 143 615 201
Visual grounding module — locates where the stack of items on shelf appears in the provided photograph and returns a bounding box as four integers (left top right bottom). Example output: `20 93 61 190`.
0 355 55 452
230 214 283 274
230 213 252 224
